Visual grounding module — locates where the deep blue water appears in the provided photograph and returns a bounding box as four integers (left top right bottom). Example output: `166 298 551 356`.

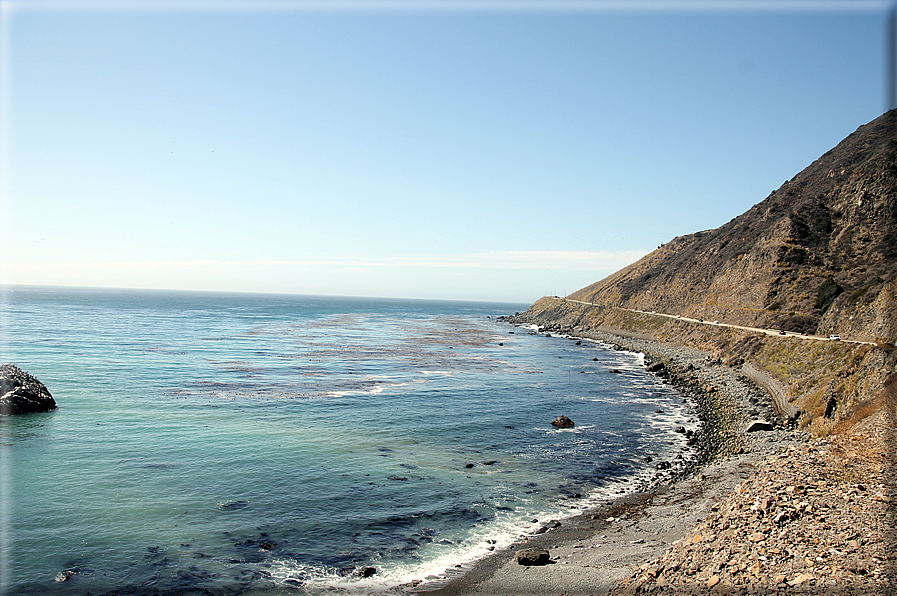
0 287 694 595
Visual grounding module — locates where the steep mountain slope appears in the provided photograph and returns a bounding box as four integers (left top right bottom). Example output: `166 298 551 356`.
571 109 897 343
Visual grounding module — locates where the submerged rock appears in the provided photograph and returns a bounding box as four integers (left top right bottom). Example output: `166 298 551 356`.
216 500 250 511
551 416 575 428
54 569 77 582
0 364 56 415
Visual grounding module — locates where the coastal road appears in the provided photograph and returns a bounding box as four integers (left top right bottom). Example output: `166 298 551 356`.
559 298 875 346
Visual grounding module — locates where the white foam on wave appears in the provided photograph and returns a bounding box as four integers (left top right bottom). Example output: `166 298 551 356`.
254 485 602 593
586 396 621 404
338 502 572 591
262 558 345 589
380 466 670 590
251 439 690 595
545 424 596 435
323 374 416 398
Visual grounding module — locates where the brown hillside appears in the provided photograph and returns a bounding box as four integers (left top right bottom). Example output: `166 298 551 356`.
571 109 897 343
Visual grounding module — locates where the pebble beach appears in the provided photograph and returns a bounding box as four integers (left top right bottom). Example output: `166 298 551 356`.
417 328 896 595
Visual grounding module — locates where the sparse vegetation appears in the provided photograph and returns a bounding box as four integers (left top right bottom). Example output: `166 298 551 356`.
807 416 835 438
517 109 897 436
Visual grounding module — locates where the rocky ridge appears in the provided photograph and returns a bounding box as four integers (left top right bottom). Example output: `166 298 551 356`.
570 109 897 344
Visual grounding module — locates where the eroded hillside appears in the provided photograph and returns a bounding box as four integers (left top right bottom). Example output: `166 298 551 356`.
511 110 897 431
571 109 897 343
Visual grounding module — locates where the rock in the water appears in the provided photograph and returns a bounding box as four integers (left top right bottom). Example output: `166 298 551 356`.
216 499 250 511
746 419 774 432
551 415 575 428
646 361 665 373
515 548 550 566
0 364 56 415
54 569 77 582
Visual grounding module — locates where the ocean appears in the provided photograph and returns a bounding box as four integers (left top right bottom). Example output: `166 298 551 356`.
0 287 695 595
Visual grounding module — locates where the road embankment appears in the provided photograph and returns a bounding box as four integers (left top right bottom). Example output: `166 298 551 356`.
508 297 896 427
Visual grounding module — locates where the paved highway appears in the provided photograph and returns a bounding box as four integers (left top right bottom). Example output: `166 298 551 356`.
558 298 874 346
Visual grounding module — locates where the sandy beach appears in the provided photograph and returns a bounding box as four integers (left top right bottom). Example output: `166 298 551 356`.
410 329 895 595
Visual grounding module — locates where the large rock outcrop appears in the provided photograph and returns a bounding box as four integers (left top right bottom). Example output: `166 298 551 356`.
0 364 56 415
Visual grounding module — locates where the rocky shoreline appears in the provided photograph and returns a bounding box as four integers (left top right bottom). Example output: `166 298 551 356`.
411 322 894 595
610 408 895 595
513 322 803 483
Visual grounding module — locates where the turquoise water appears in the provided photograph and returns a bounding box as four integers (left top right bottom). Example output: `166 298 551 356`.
0 287 694 595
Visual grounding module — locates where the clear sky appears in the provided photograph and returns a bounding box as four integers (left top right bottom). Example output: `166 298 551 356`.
0 0 890 303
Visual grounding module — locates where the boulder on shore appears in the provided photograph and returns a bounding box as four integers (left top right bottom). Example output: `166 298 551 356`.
745 419 774 432
0 364 56 415
515 548 550 566
551 416 575 428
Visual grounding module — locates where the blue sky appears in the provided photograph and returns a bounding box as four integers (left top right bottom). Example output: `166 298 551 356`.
0 0 890 302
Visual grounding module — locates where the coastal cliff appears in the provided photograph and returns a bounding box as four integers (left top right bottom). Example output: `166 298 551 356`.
469 111 897 596
510 109 897 432
429 112 896 596
568 108 897 344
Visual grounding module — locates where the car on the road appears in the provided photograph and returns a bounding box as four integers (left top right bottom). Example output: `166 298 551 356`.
713 320 720 324
829 334 841 341
778 330 786 335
